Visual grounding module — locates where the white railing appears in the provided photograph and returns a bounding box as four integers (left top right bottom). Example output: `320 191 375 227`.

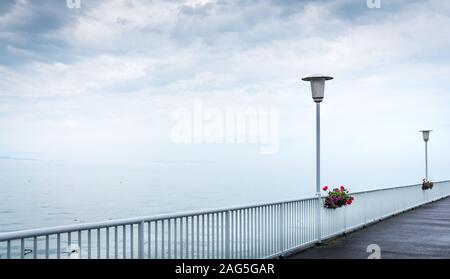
1 180 449 259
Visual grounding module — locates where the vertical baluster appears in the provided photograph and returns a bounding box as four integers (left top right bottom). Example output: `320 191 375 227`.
207 214 210 259
20 238 25 259
191 216 194 259
249 209 252 258
138 221 144 259
288 203 291 248
115 226 118 259
180 218 183 259
246 208 250 258
267 206 270 255
201 215 205 259
255 208 258 258
216 213 220 259
130 225 134 259
237 211 241 258
221 212 225 258
294 202 298 246
272 205 275 254
212 214 215 259
291 203 294 247
310 200 313 241
254 209 256 258
196 215 199 259
155 221 158 259
263 208 270 257
284 203 291 250
147 222 151 259
294 202 297 246
254 207 257 258
264 206 267 256
293 202 295 246
278 204 282 252
268 206 271 254
235 210 238 258
306 201 310 242
88 230 92 259
239 210 244 258
45 236 49 259
106 227 110 259
286 203 290 249
57 234 61 259
123 225 126 259
262 206 265 257
295 202 299 246
269 205 272 255
261 207 264 257
256 207 260 257
162 220 165 259
33 237 37 259
291 202 297 247
185 217 188 259
218 213 221 258
225 211 230 259
7 240 11 259
232 211 235 258
97 229 101 259
300 202 303 244
174 219 177 259
305 201 309 242
78 231 82 259
304 201 307 242
249 209 253 258
168 219 171 259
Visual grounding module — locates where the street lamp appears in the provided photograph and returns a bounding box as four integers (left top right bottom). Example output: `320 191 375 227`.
302 75 333 243
419 130 432 181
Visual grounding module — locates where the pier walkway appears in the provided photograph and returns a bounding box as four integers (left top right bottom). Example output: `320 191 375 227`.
290 196 450 259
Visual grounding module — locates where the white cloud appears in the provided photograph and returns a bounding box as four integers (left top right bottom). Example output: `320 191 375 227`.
0 0 449 186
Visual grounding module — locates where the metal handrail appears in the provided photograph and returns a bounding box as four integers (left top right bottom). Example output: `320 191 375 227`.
1 180 449 241
1 180 449 259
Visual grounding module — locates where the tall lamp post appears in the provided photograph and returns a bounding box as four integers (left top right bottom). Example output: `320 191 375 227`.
302 75 333 243
419 130 432 181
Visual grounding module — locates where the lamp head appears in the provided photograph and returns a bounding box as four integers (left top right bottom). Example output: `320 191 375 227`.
419 130 432 142
301 75 334 103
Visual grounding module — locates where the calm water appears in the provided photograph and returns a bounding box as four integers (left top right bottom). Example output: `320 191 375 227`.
0 158 313 233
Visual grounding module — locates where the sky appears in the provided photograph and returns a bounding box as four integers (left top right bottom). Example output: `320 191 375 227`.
0 0 449 192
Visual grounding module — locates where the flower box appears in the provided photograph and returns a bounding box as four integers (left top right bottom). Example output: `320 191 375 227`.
322 185 354 209
422 179 434 190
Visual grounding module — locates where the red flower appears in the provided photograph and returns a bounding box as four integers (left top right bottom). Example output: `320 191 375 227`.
340 186 345 191
322 186 329 191
334 188 339 192
347 200 352 205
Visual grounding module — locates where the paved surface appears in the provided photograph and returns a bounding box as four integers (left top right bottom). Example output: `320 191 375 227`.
290 197 450 259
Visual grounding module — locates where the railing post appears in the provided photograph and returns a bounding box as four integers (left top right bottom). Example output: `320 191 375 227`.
138 221 144 259
225 211 231 259
279 203 284 252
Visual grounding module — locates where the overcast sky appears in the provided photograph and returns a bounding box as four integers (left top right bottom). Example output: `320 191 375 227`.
0 0 449 190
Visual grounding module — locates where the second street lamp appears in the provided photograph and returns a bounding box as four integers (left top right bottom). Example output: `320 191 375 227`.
302 75 333 243
419 130 432 181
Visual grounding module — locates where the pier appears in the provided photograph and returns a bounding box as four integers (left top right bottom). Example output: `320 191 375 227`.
1 181 449 259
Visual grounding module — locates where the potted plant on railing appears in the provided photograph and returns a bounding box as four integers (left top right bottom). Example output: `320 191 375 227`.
322 185 354 209
422 179 434 190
